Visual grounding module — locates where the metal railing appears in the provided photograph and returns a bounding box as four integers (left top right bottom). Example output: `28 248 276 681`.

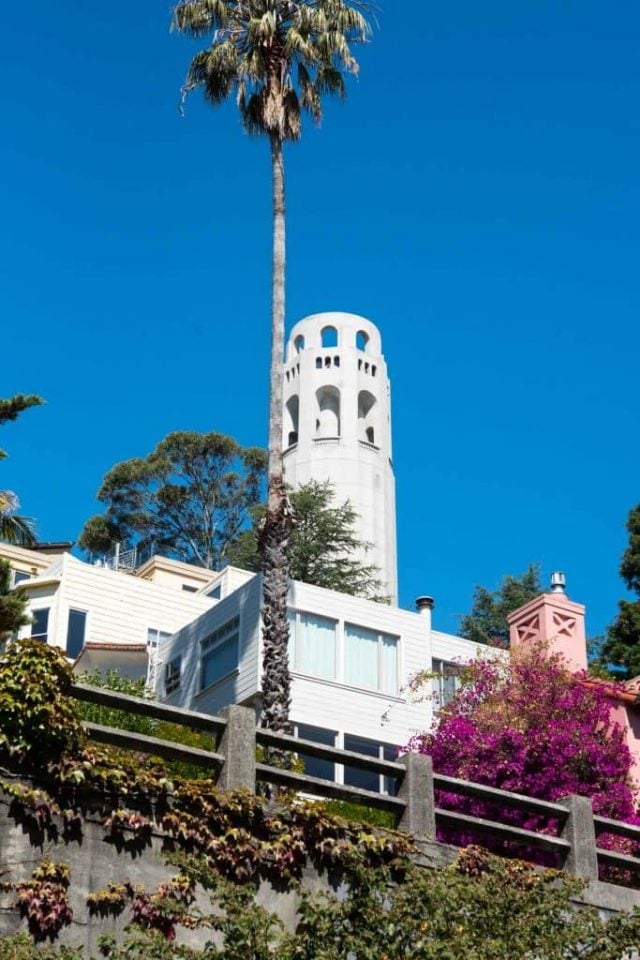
70 683 640 886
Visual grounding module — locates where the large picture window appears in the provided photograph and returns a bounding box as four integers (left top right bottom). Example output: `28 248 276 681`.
344 624 398 694
343 734 398 795
200 616 240 691
294 723 338 781
288 611 336 680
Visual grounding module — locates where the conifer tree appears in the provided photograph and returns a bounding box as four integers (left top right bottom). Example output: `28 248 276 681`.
601 504 640 677
460 563 542 648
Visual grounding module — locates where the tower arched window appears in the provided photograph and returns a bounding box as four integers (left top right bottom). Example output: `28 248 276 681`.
284 395 300 448
358 390 377 445
321 326 338 348
356 330 369 352
316 386 341 438
294 335 305 354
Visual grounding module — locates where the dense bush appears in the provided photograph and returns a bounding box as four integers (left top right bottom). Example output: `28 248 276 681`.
0 639 84 767
406 644 640 862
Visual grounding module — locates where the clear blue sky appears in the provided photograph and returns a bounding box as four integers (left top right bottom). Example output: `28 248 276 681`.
2 1 639 638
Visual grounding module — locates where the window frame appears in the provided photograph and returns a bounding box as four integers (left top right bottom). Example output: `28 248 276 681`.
343 622 399 696
431 658 460 710
66 608 88 659
199 615 241 693
30 607 50 644
165 656 182 695
288 608 338 681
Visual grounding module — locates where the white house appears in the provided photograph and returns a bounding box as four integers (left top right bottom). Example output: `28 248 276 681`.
155 575 479 786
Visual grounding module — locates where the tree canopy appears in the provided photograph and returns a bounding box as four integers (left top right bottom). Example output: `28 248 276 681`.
0 393 43 546
227 480 383 599
601 503 640 677
78 432 266 570
0 560 31 641
459 563 542 648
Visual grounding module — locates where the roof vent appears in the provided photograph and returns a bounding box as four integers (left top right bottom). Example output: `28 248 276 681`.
550 571 566 595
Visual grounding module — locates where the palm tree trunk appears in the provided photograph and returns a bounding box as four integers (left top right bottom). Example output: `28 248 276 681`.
259 133 293 735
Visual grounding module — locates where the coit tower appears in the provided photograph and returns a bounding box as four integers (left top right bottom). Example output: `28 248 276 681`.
282 312 398 604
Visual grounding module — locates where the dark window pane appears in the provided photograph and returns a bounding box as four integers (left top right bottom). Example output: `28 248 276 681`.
31 608 49 642
344 735 380 792
66 609 86 659
13 571 30 586
296 724 336 781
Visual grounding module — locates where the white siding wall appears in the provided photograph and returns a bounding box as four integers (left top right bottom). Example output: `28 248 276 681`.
158 576 261 713
20 555 216 656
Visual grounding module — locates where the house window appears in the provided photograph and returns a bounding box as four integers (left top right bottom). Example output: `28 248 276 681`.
343 735 398 795
288 610 336 681
207 584 222 600
66 609 87 659
294 723 338 781
147 627 172 649
344 623 398 694
182 584 198 593
200 616 240 691
431 658 459 709
31 608 49 644
165 657 182 695
13 571 30 587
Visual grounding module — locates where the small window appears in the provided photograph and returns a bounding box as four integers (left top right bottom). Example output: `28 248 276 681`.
334 356 340 367
31 608 49 644
315 357 322 369
356 330 369 352
371 365 377 377
358 358 363 371
147 627 172 649
294 335 305 353
431 659 459 710
13 571 31 587
294 723 337 781
182 584 198 593
165 657 182 695
324 356 331 368
207 584 222 600
321 326 338 348
66 609 87 659
201 616 240 691
365 427 375 444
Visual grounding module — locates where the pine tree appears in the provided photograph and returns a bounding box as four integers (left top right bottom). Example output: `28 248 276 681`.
0 560 30 641
601 504 640 677
459 564 542 648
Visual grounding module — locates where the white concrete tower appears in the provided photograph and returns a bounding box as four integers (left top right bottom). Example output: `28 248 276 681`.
282 312 398 604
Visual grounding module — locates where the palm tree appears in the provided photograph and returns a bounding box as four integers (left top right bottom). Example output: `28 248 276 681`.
173 0 372 733
0 395 42 549
0 491 36 547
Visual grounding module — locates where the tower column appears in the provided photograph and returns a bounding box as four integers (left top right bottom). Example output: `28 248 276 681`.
282 312 398 604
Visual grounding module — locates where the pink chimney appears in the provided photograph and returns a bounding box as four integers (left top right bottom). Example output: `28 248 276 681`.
506 572 587 672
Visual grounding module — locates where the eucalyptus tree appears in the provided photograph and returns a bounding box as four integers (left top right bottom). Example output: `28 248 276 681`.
173 0 372 733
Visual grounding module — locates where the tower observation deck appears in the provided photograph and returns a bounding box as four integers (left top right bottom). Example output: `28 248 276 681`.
282 312 398 604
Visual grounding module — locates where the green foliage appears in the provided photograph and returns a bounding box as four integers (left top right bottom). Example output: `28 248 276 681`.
319 800 396 830
0 639 84 767
77 672 156 736
173 0 371 143
0 393 43 545
459 562 542 647
0 395 43 461
78 432 266 569
0 559 31 640
602 504 640 677
227 481 384 599
5 849 640 958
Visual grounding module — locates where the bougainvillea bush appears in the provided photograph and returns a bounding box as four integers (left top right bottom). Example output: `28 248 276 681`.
406 644 640 865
